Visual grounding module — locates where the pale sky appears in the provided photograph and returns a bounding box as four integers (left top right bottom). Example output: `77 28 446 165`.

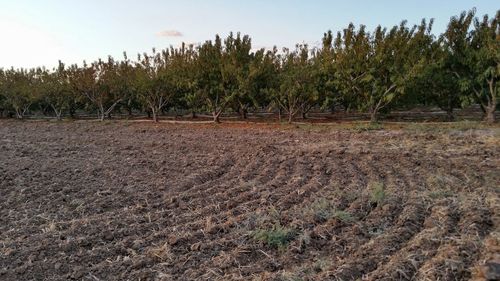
0 0 498 69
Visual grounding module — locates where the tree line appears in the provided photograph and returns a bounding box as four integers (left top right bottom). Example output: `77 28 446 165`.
0 9 498 123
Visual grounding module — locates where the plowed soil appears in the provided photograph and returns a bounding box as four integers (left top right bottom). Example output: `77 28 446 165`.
0 120 499 281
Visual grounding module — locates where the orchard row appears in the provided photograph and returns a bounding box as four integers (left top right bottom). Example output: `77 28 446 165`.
0 9 498 123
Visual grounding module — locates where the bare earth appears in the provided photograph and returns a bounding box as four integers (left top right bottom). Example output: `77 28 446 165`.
0 120 499 280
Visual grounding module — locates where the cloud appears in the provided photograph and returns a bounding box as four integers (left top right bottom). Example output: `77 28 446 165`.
156 30 183 37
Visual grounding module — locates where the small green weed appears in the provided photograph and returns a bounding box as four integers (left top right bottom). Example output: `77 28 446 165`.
354 122 384 132
332 210 355 223
305 198 355 223
369 182 386 205
309 198 331 221
252 224 296 249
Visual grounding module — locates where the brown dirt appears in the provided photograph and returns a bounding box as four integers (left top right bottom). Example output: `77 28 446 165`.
0 120 498 281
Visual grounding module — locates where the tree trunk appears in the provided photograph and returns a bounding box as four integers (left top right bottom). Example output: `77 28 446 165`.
50 105 62 121
55 109 62 121
485 104 496 124
15 106 28 119
484 81 497 124
446 93 454 122
288 112 293 124
302 111 307 119
278 108 282 122
370 111 378 124
98 104 105 121
446 107 454 122
151 107 158 122
213 112 220 123
191 111 197 118
240 108 247 119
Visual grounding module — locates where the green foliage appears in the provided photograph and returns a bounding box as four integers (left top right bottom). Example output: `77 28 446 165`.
462 11 500 123
1 9 498 123
135 49 175 122
224 32 254 118
369 182 386 205
271 44 320 123
316 31 338 112
353 122 384 132
252 224 296 249
306 198 355 223
308 198 331 221
333 24 371 113
67 57 126 121
0 68 40 118
332 210 355 223
430 10 476 120
192 33 254 122
38 61 74 120
244 47 280 113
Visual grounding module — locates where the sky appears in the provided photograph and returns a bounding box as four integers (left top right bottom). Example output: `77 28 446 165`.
0 0 498 69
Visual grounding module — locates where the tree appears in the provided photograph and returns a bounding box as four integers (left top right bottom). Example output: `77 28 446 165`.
1 68 39 119
364 20 433 122
196 35 228 123
333 24 371 114
169 44 198 118
273 45 318 123
223 32 253 119
39 61 73 120
398 19 437 110
0 9 497 124
0 69 6 117
68 58 123 121
178 45 204 118
435 9 476 121
114 52 139 118
314 31 338 113
243 47 280 116
135 49 175 122
464 11 499 123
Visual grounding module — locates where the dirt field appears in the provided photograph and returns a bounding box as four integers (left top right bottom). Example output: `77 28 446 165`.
0 120 499 280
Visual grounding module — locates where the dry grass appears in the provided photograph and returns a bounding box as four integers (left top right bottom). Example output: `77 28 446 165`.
146 242 173 263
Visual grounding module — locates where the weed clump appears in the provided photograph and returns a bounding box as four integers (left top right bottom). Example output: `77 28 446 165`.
252 225 296 249
369 182 386 206
309 198 331 222
332 210 355 223
354 122 384 132
305 198 355 223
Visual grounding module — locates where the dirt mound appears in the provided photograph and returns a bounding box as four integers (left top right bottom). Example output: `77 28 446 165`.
0 120 498 280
